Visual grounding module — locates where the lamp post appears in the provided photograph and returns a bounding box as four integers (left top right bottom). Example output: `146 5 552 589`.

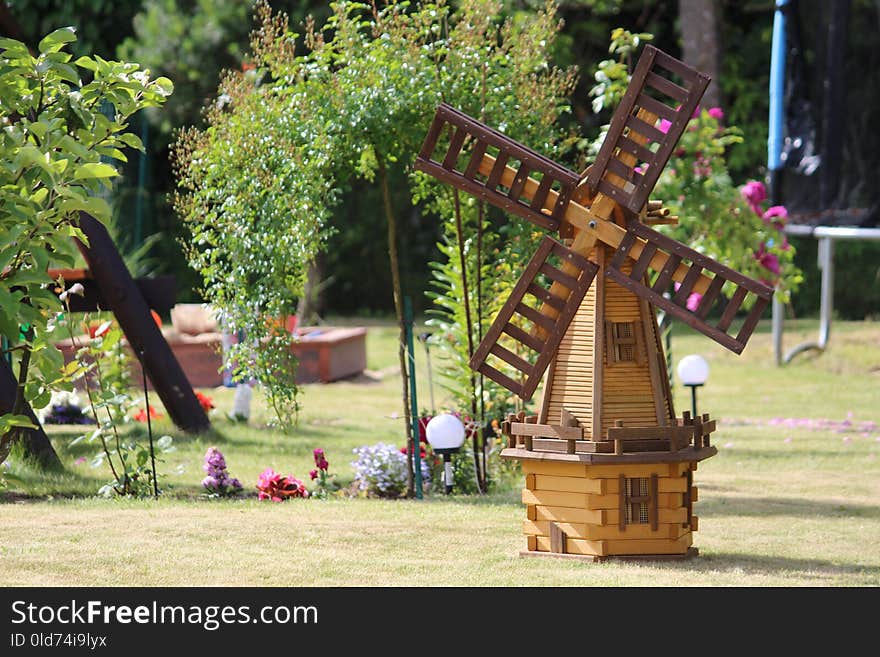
425 413 466 495
677 354 709 418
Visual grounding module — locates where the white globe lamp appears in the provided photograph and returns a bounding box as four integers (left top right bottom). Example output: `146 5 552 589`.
677 354 709 418
426 413 466 494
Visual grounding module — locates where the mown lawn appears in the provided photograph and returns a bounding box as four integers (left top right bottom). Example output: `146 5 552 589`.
1 317 878 586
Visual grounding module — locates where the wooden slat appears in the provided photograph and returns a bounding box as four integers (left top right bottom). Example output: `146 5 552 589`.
463 139 488 179
489 343 532 375
529 173 554 211
441 127 467 170
539 262 580 291
476 363 521 397
618 475 626 530
605 156 643 185
716 285 748 332
508 163 530 200
645 71 689 102
651 253 682 293
672 265 704 304
635 93 678 123
417 113 445 160
606 425 693 441
624 113 667 143
503 322 545 353
549 522 566 553
515 302 556 332
650 473 659 531
695 275 725 319
615 135 656 164
526 283 564 311
485 151 509 190
735 296 770 345
510 422 583 441
630 242 657 281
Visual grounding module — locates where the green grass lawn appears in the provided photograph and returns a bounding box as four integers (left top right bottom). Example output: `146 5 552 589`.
1 316 878 586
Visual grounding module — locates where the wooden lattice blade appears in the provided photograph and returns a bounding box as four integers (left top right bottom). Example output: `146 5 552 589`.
606 222 774 354
413 103 580 234
469 236 598 401
584 45 711 215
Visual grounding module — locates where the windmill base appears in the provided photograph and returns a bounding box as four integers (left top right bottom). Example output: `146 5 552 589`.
519 546 699 563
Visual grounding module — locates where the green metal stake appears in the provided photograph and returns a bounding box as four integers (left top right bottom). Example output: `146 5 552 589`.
404 296 423 499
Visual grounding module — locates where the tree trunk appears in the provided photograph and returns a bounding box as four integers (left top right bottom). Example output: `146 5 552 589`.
0 354 61 470
679 0 722 109
377 158 414 496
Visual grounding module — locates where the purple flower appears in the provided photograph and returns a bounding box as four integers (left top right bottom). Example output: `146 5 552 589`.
201 447 242 496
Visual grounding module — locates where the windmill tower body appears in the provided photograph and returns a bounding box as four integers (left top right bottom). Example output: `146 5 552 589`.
414 46 774 561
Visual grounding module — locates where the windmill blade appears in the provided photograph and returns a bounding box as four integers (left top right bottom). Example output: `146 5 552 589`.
585 45 711 215
414 103 580 233
606 221 774 354
470 236 598 401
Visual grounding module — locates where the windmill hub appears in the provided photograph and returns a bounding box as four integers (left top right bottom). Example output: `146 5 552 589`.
414 45 773 561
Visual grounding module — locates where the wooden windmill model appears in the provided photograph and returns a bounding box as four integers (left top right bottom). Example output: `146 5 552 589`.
414 45 774 561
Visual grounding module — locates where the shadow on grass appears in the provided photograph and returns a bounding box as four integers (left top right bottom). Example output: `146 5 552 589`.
687 551 880 581
701 495 880 519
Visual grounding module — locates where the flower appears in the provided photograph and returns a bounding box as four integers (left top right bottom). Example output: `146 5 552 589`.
740 180 767 215
762 205 788 230
256 468 308 501
313 447 329 472
352 442 428 498
201 446 243 496
195 391 215 412
309 469 318 480
707 106 724 121
755 243 781 276
133 405 164 423
674 282 703 312
658 118 671 134
87 320 112 339
150 310 162 328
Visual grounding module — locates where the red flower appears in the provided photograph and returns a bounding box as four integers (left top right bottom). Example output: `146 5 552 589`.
150 310 162 329
195 391 215 412
133 405 164 423
88 320 112 339
313 448 329 471
256 468 308 501
309 469 318 480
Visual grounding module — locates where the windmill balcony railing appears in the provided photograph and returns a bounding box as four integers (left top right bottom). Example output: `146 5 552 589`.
502 411 715 456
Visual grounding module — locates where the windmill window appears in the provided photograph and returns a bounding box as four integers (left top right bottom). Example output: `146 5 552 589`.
606 321 642 364
619 475 659 530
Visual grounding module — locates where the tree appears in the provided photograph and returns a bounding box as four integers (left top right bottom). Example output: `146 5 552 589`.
0 27 172 468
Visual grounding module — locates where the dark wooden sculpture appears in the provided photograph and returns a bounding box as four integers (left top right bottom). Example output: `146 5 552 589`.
414 45 773 560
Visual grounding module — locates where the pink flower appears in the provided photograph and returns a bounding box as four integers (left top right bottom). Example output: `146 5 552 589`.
740 181 767 215
674 282 703 312
762 205 788 230
658 118 672 134
686 292 703 312
309 469 318 480
707 107 724 121
313 448 329 472
256 468 308 501
755 243 781 276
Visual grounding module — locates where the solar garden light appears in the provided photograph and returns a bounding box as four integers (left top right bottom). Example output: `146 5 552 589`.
426 413 466 495
677 354 709 418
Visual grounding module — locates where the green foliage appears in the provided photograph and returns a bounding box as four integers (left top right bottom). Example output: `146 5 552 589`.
173 0 577 430
653 109 802 304
415 0 579 423
61 312 174 497
0 27 171 467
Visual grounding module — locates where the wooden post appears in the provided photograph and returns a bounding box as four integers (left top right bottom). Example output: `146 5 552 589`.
75 213 209 432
